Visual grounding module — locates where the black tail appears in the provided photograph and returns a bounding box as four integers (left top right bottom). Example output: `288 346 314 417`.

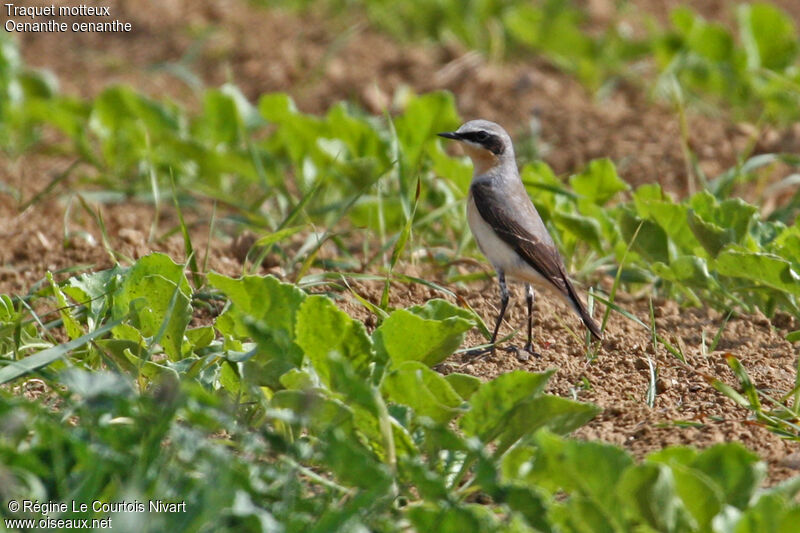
565 278 603 340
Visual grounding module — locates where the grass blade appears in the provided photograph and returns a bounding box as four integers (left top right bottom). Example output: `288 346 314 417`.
0 318 122 383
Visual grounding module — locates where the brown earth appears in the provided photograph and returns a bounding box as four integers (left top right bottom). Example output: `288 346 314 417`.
2 0 800 483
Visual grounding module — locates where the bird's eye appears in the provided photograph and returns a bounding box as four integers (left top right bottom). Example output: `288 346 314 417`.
475 131 489 142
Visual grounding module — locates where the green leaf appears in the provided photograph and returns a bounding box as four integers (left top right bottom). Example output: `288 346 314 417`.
271 389 354 433
63 267 121 326
569 158 629 205
460 370 553 443
0 319 122 383
738 3 798 71
496 395 600 456
321 429 393 491
195 88 241 145
638 198 699 254
444 373 482 401
553 211 603 252
525 431 633 508
111 254 192 360
716 250 800 297
780 508 800 533
690 443 765 509
618 209 669 264
408 502 498 533
382 361 464 423
373 299 475 367
734 492 787 532
672 470 722 529
394 91 460 173
295 295 376 387
652 255 717 288
687 208 733 257
185 326 214 350
208 273 306 367
47 272 83 341
617 464 689 533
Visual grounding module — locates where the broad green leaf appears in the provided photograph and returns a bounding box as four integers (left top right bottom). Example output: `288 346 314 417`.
63 267 121 326
672 467 722 530
502 485 551 533
382 361 464 423
652 255 717 288
295 295 376 387
185 326 214 350
394 91 460 173
731 492 785 533
689 192 757 248
738 3 798 70
400 457 451 502
715 198 758 243
445 372 482 401
549 496 617 533
691 21 734 62
271 389 354 433
716 250 800 297
208 273 306 370
569 158 629 206
195 88 241 145
617 463 690 533
111 254 192 360
771 225 800 267
373 299 475 367
460 370 553 443
647 450 722 531
635 193 699 254
687 209 734 257
619 209 669 263
408 502 499 533
691 443 765 509
780 508 800 533
496 395 600 456
525 431 633 509
321 429 393 491
553 211 603 252
430 142 472 194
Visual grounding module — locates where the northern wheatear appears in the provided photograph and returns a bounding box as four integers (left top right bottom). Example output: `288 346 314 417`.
439 120 602 356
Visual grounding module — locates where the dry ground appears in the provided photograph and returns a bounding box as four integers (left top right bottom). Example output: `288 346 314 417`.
2 0 800 482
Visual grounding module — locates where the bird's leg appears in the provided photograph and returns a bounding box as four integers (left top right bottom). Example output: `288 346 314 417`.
489 272 510 354
521 283 540 357
465 271 509 358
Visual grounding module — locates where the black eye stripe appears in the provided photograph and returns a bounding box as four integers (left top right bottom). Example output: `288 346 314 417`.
460 131 505 155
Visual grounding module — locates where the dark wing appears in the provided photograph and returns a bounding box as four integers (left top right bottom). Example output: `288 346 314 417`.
471 179 602 339
471 179 569 292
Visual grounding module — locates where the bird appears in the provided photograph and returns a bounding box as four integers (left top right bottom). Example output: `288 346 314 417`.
438 119 602 357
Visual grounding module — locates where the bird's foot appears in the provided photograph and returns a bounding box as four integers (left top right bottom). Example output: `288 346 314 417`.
507 343 541 362
462 345 495 362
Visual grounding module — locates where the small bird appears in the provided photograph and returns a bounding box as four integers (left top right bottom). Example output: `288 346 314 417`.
438 120 602 356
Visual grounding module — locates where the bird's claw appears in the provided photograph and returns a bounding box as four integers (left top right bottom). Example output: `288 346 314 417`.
462 343 540 363
509 343 541 361
462 345 495 362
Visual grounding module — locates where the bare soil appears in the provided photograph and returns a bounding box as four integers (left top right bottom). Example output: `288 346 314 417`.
2 0 800 482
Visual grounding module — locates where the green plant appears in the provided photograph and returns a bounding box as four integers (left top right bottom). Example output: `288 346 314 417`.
4 259 800 531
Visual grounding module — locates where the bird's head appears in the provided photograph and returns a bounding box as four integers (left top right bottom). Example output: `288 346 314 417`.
438 120 514 174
